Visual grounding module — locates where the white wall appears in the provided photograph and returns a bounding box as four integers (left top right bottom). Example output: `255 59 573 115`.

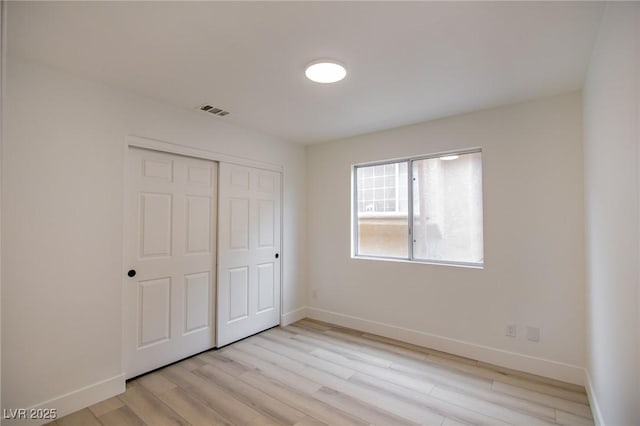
307 93 586 383
583 3 640 425
0 2 6 422
2 58 306 417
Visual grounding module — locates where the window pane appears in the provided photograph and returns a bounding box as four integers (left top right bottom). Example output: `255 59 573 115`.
356 162 408 258
412 152 483 264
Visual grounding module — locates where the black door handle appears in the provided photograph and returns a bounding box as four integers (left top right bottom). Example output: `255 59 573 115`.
127 269 136 278
275 253 279 259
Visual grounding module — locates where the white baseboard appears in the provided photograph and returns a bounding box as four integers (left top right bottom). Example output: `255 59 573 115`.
584 369 605 426
9 374 125 426
281 306 308 326
306 306 585 385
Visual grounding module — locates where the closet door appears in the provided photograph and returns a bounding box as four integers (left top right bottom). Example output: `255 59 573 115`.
217 163 281 346
124 147 217 378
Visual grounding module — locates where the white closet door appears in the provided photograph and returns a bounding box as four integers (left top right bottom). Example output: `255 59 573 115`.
124 147 217 378
217 163 281 346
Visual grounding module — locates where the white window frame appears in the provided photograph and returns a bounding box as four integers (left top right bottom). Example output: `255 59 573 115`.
352 148 483 268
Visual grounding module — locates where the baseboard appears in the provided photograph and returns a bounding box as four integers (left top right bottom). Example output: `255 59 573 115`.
281 306 308 326
306 306 585 385
9 374 125 426
584 369 605 426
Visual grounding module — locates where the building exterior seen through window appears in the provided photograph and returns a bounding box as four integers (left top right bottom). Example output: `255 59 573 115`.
354 150 483 266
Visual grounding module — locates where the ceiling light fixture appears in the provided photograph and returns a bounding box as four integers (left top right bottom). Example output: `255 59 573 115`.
305 60 347 83
439 155 459 161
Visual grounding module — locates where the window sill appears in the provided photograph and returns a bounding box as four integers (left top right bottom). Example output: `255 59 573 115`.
351 255 484 269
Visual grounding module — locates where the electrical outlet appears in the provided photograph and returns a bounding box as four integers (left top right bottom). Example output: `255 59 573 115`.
526 326 540 342
505 324 517 338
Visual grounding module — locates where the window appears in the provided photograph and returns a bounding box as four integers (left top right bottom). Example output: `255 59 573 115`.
353 149 483 267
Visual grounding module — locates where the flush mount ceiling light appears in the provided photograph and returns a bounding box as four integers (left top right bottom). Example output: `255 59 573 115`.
439 155 459 161
305 60 347 83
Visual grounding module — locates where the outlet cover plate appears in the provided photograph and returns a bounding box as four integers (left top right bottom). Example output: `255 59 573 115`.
526 326 540 342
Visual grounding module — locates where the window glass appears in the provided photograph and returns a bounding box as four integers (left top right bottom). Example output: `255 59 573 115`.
355 162 408 258
412 152 483 264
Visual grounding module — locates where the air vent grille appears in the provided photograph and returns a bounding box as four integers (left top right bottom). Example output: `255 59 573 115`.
199 104 230 117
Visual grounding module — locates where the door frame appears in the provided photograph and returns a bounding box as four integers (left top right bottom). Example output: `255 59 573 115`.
122 135 284 375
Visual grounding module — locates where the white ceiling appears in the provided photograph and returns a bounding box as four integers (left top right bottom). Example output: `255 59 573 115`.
7 1 604 144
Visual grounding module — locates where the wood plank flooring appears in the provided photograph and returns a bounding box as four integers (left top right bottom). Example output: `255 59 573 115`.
49 319 593 426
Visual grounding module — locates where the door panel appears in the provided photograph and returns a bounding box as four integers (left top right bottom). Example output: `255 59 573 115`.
187 165 212 186
257 263 275 312
143 158 173 181
258 199 275 247
230 198 250 250
230 168 250 189
124 147 217 378
228 267 249 321
138 277 171 347
258 172 275 192
140 193 172 258
186 196 211 254
218 163 281 346
184 272 210 333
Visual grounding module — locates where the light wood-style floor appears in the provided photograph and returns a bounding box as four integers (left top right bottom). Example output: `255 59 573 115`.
50 319 594 426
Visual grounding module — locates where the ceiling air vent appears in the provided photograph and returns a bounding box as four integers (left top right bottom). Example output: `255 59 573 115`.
199 104 230 117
